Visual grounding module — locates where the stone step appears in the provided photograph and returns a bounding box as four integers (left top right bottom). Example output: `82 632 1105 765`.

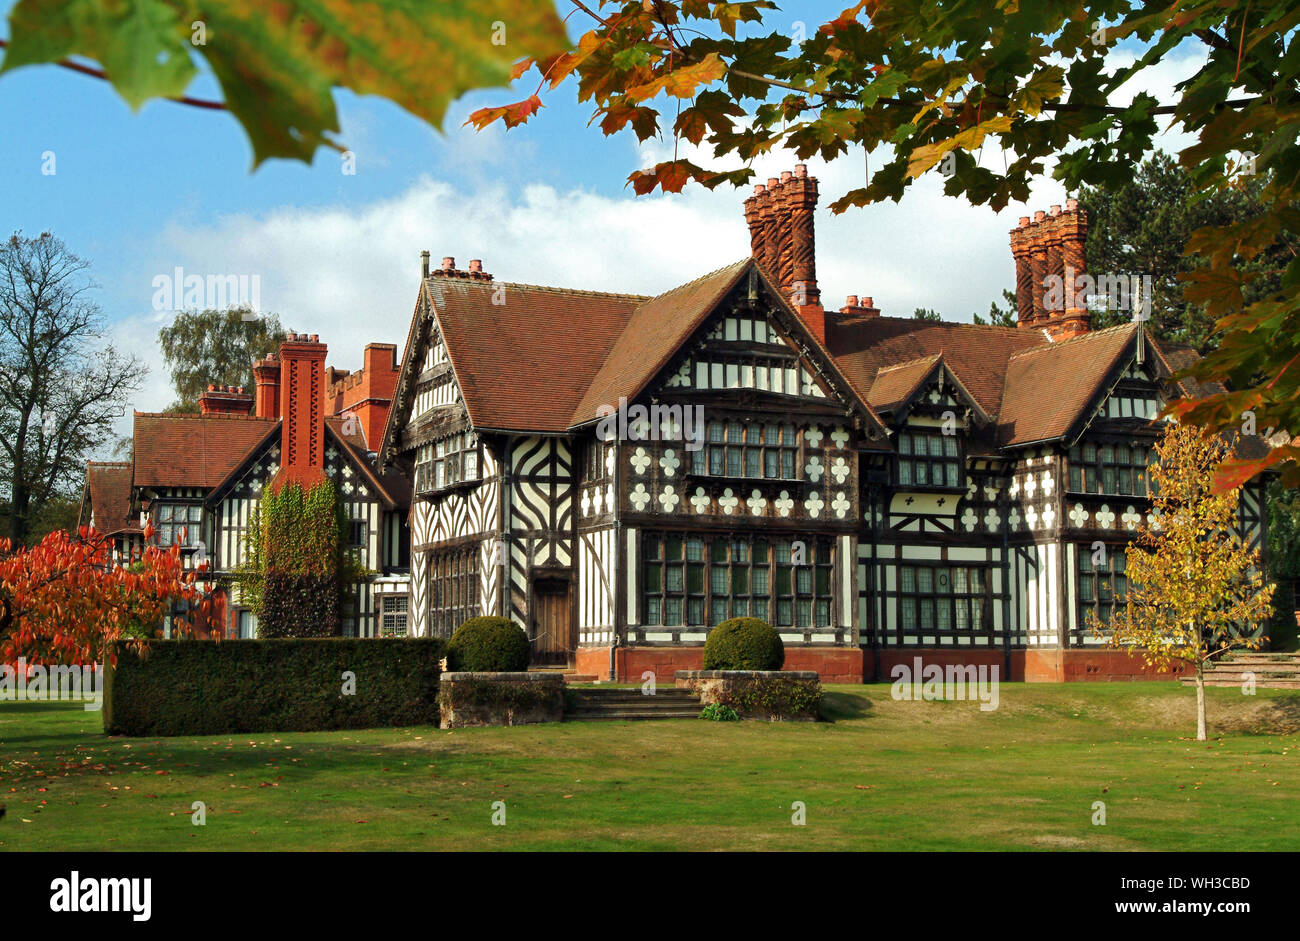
566 710 704 721
565 686 702 721
1206 665 1300 675
562 674 599 683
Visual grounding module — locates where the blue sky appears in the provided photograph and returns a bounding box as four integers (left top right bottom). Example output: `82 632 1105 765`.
0 2 1205 430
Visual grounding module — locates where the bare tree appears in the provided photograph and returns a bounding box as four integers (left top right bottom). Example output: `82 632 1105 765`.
0 232 145 545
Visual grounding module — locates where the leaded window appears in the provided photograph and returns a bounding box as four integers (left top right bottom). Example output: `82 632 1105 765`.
692 420 798 479
1068 441 1152 496
1077 546 1127 627
897 430 962 488
643 534 832 629
897 564 988 632
416 432 481 493
154 503 203 547
428 547 478 637
381 595 410 637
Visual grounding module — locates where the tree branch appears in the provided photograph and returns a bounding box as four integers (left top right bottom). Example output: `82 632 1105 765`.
0 39 226 110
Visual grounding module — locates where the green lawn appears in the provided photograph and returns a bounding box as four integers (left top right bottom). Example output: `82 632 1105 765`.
2 682 1298 851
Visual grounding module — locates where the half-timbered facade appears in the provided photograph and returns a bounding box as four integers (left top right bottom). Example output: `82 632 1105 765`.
379 165 1269 683
80 336 411 638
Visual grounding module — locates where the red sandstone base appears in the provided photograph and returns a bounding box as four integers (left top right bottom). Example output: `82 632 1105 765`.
575 645 1191 684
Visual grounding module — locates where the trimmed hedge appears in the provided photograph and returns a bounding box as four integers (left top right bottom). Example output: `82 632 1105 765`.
703 617 784 671
103 638 444 736
446 616 531 672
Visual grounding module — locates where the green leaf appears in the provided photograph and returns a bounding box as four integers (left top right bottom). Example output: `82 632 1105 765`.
2 0 571 166
2 0 196 109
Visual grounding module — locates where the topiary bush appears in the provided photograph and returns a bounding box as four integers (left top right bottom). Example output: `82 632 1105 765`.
446 616 532 672
703 617 784 671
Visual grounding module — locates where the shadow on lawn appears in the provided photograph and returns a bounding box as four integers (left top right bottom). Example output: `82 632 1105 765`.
819 691 874 722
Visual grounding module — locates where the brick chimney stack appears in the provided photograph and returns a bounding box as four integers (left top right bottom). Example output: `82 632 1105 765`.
275 333 328 489
198 384 254 416
839 295 880 319
252 352 281 419
744 164 826 343
1010 200 1090 340
432 256 494 280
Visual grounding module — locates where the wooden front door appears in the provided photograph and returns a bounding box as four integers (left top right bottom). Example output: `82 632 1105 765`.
531 577 573 666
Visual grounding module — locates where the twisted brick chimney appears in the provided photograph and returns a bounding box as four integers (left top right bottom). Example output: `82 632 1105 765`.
744 164 825 343
1010 198 1090 340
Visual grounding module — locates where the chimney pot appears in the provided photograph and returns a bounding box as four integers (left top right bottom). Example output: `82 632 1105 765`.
794 164 807 179
753 183 766 195
468 259 483 273
1018 215 1031 227
863 296 874 308
207 383 216 391
420 250 430 278
767 177 779 189
441 256 455 270
780 170 793 183
846 294 859 308
1034 210 1046 223
1050 204 1061 216
1066 197 1079 211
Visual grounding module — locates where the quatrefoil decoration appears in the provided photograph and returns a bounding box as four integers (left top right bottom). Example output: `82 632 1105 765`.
1095 504 1116 529
629 484 651 511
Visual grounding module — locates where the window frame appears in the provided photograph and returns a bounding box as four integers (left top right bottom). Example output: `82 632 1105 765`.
642 533 834 630
896 562 990 633
896 429 963 490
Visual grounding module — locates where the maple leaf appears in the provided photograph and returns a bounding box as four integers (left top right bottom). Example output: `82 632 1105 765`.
466 94 544 131
0 0 571 166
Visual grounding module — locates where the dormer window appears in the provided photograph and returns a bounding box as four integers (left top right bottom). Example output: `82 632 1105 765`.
897 429 962 488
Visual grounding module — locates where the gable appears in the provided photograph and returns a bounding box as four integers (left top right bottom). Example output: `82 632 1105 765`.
659 308 831 400
582 260 885 438
997 323 1139 447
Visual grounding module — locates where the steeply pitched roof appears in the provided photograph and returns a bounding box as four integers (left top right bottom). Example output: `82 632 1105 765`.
997 322 1140 446
426 277 646 432
397 254 1217 456
132 412 278 489
81 461 137 535
573 260 752 426
866 354 943 412
828 315 1044 419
